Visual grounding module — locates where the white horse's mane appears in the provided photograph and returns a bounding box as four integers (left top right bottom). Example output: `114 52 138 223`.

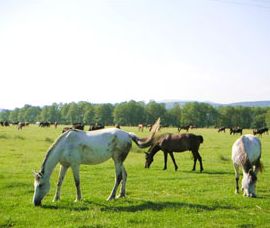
40 129 77 174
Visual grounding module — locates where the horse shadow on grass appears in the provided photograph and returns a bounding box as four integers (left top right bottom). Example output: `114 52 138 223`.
181 170 235 175
100 200 238 213
41 198 238 213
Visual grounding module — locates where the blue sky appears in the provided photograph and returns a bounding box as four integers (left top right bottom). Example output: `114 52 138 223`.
0 0 269 109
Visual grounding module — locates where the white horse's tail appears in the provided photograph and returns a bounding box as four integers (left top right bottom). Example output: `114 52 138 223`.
129 118 160 148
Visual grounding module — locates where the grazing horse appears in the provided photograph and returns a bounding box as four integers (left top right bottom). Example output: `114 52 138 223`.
33 118 160 206
253 127 268 137
230 127 243 135
144 133 204 172
138 124 144 132
72 123 84 131
232 134 263 197
89 123 104 131
178 125 190 132
115 124 121 129
218 127 226 133
39 121 50 127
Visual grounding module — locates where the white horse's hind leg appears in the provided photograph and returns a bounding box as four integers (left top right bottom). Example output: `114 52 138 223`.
53 165 69 201
71 164 82 202
119 165 127 198
107 162 123 201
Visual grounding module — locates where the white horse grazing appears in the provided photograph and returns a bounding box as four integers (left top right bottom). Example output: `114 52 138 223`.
33 118 160 206
232 134 263 197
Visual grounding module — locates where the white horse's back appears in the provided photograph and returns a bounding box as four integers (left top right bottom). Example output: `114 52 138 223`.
232 134 261 166
60 128 132 165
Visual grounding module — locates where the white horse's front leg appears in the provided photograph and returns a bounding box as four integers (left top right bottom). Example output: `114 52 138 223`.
234 164 240 194
53 165 69 201
71 165 82 202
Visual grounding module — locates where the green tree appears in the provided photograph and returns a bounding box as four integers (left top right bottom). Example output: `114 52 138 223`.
113 101 145 126
166 104 182 127
66 102 81 123
9 108 20 123
94 104 114 125
83 105 95 124
265 108 270 128
0 110 10 121
145 101 166 124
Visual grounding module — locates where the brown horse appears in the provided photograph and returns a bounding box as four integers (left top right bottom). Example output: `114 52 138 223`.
145 133 204 172
177 125 190 132
138 124 144 132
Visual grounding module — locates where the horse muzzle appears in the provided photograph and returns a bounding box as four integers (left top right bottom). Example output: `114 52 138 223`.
33 199 42 206
144 163 150 168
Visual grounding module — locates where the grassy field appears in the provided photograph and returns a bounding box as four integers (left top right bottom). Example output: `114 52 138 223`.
0 125 270 227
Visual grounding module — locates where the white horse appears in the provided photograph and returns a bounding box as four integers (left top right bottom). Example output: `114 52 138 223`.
232 134 263 197
33 118 160 206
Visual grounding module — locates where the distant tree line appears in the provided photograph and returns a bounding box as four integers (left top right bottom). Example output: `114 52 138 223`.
1 100 270 128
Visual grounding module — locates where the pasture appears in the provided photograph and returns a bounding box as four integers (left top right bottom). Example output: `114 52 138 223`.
0 125 270 227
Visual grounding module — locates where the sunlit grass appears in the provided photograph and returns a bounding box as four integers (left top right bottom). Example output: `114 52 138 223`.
0 125 269 227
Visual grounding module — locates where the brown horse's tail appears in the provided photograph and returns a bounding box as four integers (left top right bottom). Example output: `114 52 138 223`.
129 118 160 148
199 135 204 144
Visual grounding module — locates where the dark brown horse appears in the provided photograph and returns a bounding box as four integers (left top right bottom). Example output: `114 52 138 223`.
177 125 190 132
144 133 204 172
253 127 268 136
230 127 243 135
218 127 226 133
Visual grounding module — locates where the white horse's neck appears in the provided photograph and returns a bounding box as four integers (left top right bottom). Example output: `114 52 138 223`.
41 145 61 179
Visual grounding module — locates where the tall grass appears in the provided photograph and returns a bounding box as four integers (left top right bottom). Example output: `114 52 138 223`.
0 125 269 227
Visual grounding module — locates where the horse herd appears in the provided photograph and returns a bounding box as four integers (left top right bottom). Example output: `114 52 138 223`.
218 126 268 136
32 118 265 206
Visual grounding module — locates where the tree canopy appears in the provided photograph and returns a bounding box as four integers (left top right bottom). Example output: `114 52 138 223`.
0 101 269 128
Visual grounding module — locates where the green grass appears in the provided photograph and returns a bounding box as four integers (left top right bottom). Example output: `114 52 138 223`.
0 126 270 227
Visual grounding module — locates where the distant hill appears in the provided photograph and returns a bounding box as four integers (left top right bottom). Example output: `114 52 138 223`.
160 100 270 109
228 101 270 107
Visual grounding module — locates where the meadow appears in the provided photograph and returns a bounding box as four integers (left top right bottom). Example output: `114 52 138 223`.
0 125 270 227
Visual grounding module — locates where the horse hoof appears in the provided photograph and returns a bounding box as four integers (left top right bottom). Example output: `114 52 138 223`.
107 196 115 201
117 194 126 199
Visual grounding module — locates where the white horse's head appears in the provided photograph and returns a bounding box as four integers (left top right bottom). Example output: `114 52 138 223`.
33 172 50 206
242 169 257 198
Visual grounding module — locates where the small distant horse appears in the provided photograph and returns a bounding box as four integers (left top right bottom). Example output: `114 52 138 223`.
18 122 26 130
115 124 121 129
178 125 190 132
232 134 263 197
218 127 226 133
39 121 50 127
253 127 268 137
72 123 84 131
144 133 204 172
138 124 144 132
230 127 243 135
89 123 104 131
33 118 160 206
